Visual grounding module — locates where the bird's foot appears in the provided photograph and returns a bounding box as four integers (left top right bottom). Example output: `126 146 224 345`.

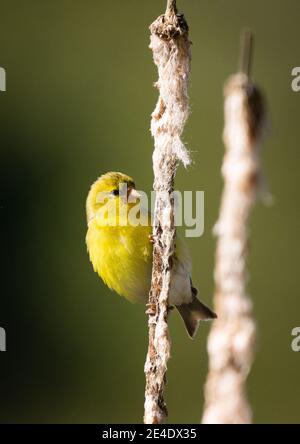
148 234 157 244
146 302 156 316
146 303 174 316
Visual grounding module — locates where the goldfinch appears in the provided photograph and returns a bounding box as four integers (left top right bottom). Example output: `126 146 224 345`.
86 171 216 338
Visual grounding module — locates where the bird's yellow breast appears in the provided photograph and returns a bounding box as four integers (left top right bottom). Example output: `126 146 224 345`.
86 219 153 303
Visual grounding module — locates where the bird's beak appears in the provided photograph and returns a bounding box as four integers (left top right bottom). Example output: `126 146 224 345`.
127 188 141 203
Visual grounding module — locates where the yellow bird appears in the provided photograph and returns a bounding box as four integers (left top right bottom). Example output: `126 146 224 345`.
86 172 216 338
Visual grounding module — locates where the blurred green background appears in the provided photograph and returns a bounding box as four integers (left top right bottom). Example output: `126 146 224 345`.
0 0 299 424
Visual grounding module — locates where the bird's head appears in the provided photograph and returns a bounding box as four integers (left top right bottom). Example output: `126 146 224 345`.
86 171 141 225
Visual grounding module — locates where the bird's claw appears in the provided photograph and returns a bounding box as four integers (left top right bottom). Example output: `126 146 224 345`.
146 302 156 316
148 234 156 244
146 303 174 316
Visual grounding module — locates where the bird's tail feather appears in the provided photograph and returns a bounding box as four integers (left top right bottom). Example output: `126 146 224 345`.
176 295 217 339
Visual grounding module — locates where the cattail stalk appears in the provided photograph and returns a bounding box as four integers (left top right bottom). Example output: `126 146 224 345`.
144 0 191 424
202 31 266 424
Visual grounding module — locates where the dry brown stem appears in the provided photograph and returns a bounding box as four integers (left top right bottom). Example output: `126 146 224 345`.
143 0 191 424
202 65 266 423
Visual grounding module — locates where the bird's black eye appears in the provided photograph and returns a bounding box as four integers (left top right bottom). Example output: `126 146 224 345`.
111 189 119 196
